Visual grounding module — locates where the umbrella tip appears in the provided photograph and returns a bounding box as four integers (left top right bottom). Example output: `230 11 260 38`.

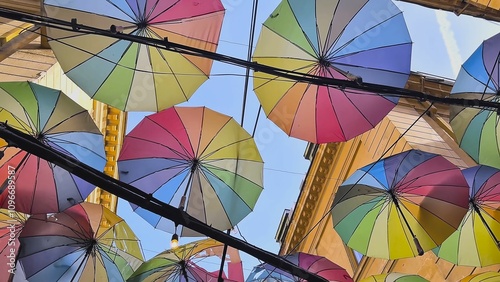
413 236 424 256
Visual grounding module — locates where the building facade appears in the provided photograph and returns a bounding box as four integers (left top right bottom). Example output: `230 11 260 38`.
277 73 500 281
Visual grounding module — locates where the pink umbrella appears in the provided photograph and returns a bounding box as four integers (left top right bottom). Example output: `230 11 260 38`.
247 252 352 281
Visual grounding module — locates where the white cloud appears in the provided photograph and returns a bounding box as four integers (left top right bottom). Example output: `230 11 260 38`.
435 10 463 77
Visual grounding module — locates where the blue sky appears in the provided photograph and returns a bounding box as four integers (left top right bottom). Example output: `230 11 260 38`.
116 0 500 277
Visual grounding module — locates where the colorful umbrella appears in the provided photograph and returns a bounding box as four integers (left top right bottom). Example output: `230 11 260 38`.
436 165 500 267
128 238 243 282
42 0 225 112
449 32 500 168
360 273 429 282
0 208 27 281
118 106 264 236
0 81 105 214
246 252 352 282
331 149 470 259
17 202 144 281
252 0 412 143
460 272 500 282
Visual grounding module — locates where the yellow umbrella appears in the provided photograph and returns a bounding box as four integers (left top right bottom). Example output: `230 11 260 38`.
360 273 429 282
460 272 500 282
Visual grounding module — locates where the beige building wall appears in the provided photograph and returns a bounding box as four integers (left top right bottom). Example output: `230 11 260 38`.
279 74 500 281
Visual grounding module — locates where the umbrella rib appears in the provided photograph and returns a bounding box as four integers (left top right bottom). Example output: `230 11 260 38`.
105 0 138 21
143 116 194 159
199 137 255 161
196 117 231 158
460 65 497 99
125 135 191 160
148 1 217 24
144 30 190 102
196 170 232 226
42 110 89 135
91 40 138 98
46 134 106 161
393 202 420 255
0 108 36 136
202 162 263 193
199 167 254 211
128 163 190 193
145 27 209 80
45 3 137 25
27 82 49 132
20 245 87 279
122 36 143 111
329 12 402 58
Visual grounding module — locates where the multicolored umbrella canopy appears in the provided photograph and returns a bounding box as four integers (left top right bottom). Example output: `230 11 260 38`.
0 81 105 214
118 106 264 236
0 208 27 281
18 202 144 281
43 0 225 112
246 252 353 282
460 272 500 282
449 32 500 168
252 0 412 143
331 149 470 259
128 238 243 282
436 165 500 267
360 273 429 282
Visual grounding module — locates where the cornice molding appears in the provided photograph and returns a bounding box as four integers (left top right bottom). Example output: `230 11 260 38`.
286 142 341 252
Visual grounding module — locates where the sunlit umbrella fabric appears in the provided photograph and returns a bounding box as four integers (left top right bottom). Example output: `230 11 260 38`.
128 238 242 282
246 252 353 282
118 106 263 236
43 0 225 112
436 165 500 267
449 32 500 168
332 149 470 259
460 272 500 282
360 273 429 282
0 81 105 214
18 202 144 281
252 0 412 143
0 208 27 281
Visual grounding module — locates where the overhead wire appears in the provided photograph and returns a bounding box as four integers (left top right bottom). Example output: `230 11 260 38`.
1 7 499 111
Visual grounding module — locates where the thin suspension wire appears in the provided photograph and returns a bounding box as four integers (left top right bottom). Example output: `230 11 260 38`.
260 103 434 280
218 1 261 280
240 0 259 126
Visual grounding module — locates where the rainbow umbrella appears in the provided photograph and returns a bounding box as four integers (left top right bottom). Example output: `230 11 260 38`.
0 208 27 281
118 106 263 236
449 32 500 168
360 273 429 282
18 202 144 281
252 0 412 143
331 149 470 259
128 238 243 282
461 272 500 282
436 165 500 267
0 81 105 214
246 252 352 282
43 0 225 111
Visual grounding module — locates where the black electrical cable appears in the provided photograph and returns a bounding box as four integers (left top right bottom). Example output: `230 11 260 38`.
0 7 499 111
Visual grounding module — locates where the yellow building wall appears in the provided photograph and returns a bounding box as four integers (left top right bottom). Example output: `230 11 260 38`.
279 75 500 281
